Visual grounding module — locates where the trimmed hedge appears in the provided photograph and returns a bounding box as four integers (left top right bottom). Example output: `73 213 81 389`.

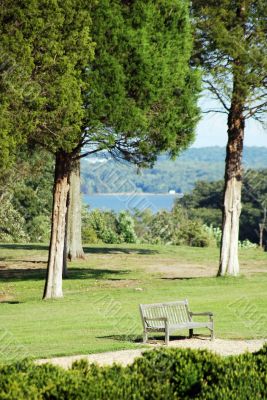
0 345 266 399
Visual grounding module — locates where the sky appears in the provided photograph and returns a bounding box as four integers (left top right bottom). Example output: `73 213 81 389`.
192 96 267 148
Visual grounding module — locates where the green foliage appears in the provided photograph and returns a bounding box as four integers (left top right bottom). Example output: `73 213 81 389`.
134 205 217 247
192 0 267 118
203 225 222 247
0 1 35 170
81 206 215 247
82 208 137 244
0 197 28 243
82 205 222 247
0 0 94 168
238 239 257 249
82 208 119 244
27 216 51 243
181 180 223 209
117 211 137 244
180 169 267 244
86 0 201 164
11 150 54 241
0 149 53 243
0 347 266 399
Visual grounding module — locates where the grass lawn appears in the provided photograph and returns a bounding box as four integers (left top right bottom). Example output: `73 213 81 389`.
0 243 266 362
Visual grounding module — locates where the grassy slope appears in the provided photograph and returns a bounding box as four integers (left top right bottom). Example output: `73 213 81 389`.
0 243 266 362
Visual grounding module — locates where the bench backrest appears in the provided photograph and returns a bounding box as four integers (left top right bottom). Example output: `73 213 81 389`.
139 300 191 328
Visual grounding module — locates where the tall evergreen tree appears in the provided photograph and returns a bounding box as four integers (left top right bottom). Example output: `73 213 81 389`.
66 0 202 262
1 0 200 298
191 0 267 276
52 0 201 298
1 0 94 298
0 1 35 170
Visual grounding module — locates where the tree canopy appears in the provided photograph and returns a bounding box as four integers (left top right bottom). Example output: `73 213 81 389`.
192 0 267 119
79 0 201 164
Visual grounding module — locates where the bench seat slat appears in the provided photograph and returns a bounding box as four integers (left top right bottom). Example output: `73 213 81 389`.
146 322 212 330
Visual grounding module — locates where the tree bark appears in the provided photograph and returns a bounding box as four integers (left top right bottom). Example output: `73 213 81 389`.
66 158 85 261
218 104 244 276
218 2 248 277
62 193 69 278
43 151 71 299
259 207 266 249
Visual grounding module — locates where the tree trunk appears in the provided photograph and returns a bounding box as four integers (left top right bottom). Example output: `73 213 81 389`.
66 158 85 261
218 2 248 277
218 104 244 276
62 194 69 278
43 151 71 299
259 207 266 249
259 224 264 248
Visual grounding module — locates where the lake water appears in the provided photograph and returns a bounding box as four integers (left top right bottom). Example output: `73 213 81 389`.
83 193 183 213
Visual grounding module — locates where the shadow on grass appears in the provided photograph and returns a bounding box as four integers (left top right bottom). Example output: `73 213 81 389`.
0 268 46 281
0 300 21 304
160 277 196 281
0 267 129 282
0 244 49 251
83 246 158 255
67 267 130 280
97 334 143 343
0 244 158 256
98 334 204 343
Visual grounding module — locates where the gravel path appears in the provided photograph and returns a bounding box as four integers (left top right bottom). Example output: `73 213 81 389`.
37 338 266 369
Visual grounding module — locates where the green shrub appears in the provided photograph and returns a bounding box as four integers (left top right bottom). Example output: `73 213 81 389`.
0 198 29 243
0 347 266 399
117 211 137 243
238 239 258 249
27 215 51 242
82 208 120 244
138 206 216 247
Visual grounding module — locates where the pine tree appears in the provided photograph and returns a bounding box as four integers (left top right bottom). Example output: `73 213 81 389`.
66 0 202 263
0 1 36 169
1 0 200 298
191 0 267 276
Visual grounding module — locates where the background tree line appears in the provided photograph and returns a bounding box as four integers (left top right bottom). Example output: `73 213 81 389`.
1 150 266 246
81 147 267 194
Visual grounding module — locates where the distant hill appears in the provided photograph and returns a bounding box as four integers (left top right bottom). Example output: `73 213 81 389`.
81 146 267 194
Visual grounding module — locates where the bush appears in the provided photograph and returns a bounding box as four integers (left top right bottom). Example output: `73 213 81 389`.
117 211 137 243
82 208 120 244
238 239 258 249
27 215 51 242
0 198 29 243
0 346 266 399
81 208 137 244
136 206 217 247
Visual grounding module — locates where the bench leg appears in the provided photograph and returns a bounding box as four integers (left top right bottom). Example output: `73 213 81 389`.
189 329 193 338
210 319 215 341
143 331 148 344
165 326 169 345
210 329 215 341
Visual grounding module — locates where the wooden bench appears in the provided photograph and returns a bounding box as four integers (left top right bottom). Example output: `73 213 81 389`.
139 299 214 345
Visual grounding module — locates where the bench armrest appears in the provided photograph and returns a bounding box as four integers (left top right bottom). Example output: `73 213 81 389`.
190 312 213 323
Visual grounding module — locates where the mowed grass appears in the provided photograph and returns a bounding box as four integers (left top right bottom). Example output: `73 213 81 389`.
0 243 266 362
